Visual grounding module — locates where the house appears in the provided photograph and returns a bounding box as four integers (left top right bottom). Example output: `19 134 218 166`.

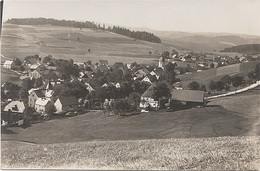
3 101 25 114
35 98 51 114
150 68 164 79
115 82 121 88
54 96 79 113
45 62 57 71
85 83 95 92
95 65 110 73
85 65 95 73
24 58 37 66
99 60 109 66
133 68 150 79
171 89 205 106
28 89 45 108
142 74 157 84
140 81 173 109
3 60 14 69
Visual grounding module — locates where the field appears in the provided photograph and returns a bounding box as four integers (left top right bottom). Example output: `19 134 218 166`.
1 24 169 65
2 136 260 170
0 67 22 85
177 61 258 89
2 87 260 144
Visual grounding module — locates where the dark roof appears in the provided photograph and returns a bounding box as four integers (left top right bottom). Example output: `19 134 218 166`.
34 90 45 97
171 89 205 103
153 68 164 76
96 65 110 72
27 58 37 64
86 66 95 71
99 60 108 65
58 96 79 106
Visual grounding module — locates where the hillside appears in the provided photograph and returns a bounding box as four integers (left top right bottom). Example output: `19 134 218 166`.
2 136 260 170
220 44 260 55
1 23 168 64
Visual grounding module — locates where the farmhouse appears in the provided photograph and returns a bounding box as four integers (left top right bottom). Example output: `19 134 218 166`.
3 101 25 114
150 68 164 79
3 60 14 69
54 96 79 113
171 89 205 106
28 90 45 107
142 74 157 84
35 98 51 114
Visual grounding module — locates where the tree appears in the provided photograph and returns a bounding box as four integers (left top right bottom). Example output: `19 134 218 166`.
232 76 244 87
210 63 215 68
1 82 21 100
43 55 53 64
188 81 200 90
215 81 225 91
199 85 207 92
119 81 133 97
128 92 141 111
13 58 22 66
209 80 216 91
114 98 131 116
247 71 256 79
164 62 177 84
132 81 151 94
152 82 171 101
18 88 29 102
161 51 170 58
46 103 56 114
34 78 43 88
255 62 260 80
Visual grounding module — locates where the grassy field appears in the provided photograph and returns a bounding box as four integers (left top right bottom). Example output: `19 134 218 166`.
177 61 258 89
2 87 260 144
0 67 22 85
2 136 260 170
1 24 166 65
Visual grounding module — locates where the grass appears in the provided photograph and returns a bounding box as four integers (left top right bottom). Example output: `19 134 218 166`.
1 24 165 64
2 136 260 170
0 67 22 85
177 61 258 89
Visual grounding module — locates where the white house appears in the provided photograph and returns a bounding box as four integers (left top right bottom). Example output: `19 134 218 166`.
35 98 51 114
4 101 25 114
54 96 79 113
3 60 14 69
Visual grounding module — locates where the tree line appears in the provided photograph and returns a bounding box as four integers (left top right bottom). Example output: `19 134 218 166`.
6 18 161 43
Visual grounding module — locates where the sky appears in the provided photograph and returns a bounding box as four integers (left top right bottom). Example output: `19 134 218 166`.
2 0 260 36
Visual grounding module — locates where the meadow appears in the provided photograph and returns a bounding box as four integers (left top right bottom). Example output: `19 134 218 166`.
177 61 258 89
1 24 167 65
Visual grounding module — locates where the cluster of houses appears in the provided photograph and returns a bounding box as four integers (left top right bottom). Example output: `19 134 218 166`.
3 50 255 126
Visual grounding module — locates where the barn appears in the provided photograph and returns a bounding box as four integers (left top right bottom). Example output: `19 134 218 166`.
171 89 205 107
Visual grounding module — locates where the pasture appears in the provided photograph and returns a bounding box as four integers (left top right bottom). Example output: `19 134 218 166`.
2 87 260 144
1 24 165 65
0 67 22 85
177 61 258 89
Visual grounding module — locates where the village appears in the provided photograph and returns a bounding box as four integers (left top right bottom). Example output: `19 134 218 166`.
1 50 260 128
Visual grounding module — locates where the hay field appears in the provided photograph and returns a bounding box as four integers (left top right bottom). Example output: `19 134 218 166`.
1 24 166 64
0 67 22 85
2 136 260 170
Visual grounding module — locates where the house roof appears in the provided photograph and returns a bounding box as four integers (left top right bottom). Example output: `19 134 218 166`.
3 101 25 113
85 65 95 71
3 60 13 65
35 98 50 106
34 90 46 97
96 65 110 72
99 60 108 65
171 89 205 103
57 96 79 106
30 64 41 70
26 58 37 65
153 68 164 76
